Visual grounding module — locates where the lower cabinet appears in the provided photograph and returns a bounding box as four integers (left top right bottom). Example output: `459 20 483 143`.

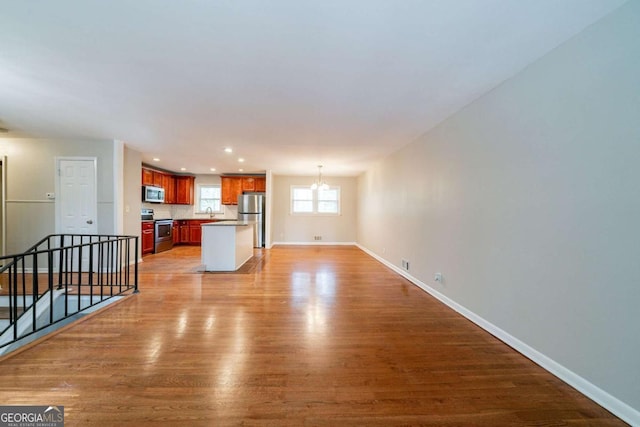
179 222 189 243
174 220 214 245
142 222 154 255
189 223 202 244
172 221 180 244
145 219 216 252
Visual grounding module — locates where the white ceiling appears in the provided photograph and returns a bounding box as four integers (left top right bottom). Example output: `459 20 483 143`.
0 0 627 176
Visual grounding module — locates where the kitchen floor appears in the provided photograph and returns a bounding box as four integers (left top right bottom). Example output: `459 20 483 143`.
142 245 268 274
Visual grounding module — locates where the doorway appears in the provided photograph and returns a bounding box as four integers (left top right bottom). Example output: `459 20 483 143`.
56 157 98 235
56 157 98 270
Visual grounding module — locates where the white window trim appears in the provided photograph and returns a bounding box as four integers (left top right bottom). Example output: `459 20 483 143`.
195 183 223 214
290 185 341 216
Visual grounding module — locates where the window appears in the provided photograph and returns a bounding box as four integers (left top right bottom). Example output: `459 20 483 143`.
291 185 340 215
317 187 340 214
197 184 222 213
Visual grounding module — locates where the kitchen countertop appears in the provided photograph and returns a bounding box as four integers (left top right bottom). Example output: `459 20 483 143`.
173 218 237 222
201 221 250 226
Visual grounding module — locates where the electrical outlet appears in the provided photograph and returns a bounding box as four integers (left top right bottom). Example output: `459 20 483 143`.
401 259 410 271
434 273 443 283
314 235 322 241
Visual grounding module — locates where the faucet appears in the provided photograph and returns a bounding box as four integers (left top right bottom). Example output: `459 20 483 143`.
205 207 215 219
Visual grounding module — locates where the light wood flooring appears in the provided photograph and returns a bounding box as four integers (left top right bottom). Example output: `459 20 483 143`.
0 245 626 426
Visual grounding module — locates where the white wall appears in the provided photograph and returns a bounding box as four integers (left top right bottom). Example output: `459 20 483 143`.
123 146 142 258
272 175 357 244
3 138 115 253
357 0 640 421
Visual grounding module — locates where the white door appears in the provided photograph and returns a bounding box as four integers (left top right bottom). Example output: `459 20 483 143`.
56 158 98 270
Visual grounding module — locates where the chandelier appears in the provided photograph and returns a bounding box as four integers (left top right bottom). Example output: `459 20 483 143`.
310 165 329 190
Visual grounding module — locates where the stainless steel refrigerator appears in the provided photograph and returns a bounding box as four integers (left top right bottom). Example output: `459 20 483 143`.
237 193 265 248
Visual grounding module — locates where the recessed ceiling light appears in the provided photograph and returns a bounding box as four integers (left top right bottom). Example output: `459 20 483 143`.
238 168 244 172
153 158 160 162
210 168 216 172
180 167 186 171
238 158 245 163
224 147 233 153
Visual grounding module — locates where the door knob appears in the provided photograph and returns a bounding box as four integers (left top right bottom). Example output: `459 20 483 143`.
86 220 93 224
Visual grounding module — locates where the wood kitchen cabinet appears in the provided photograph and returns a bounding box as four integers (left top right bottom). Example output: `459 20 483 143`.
142 168 154 186
142 166 165 188
175 176 195 205
141 166 164 187
142 221 154 255
189 222 203 244
172 220 180 244
241 177 255 191
163 174 176 204
144 167 264 207
221 175 266 205
174 219 212 245
242 176 266 192
142 166 194 205
221 176 242 205
179 221 190 243
152 171 164 187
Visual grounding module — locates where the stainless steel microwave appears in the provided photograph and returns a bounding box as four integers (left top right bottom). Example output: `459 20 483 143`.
142 185 165 203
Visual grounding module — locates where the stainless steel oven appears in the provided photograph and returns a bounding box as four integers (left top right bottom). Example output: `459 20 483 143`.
154 219 174 253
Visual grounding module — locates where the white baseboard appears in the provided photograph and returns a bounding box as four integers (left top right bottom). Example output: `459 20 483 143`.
356 244 640 426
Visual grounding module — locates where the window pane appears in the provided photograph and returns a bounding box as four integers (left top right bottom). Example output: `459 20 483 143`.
291 185 340 215
201 187 220 198
293 200 313 213
200 199 219 210
318 201 338 213
318 188 338 201
293 187 313 200
198 185 221 212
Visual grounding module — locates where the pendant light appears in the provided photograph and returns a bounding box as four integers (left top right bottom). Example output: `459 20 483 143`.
310 165 329 190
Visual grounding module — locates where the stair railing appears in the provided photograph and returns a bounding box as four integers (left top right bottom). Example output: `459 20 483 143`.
0 234 139 351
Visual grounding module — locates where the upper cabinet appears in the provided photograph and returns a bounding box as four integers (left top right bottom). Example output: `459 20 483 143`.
143 167 265 206
141 168 154 186
152 171 163 187
175 175 195 205
241 177 255 192
142 166 194 205
142 168 165 187
162 174 176 204
221 175 266 205
221 176 242 205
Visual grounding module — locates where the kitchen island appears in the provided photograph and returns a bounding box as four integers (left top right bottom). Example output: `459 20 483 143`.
201 221 254 271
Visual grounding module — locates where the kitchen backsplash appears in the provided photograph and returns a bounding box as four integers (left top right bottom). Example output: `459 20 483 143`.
141 203 238 220
170 205 193 219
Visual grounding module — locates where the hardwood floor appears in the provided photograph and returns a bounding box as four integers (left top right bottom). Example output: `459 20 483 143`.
0 245 626 426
